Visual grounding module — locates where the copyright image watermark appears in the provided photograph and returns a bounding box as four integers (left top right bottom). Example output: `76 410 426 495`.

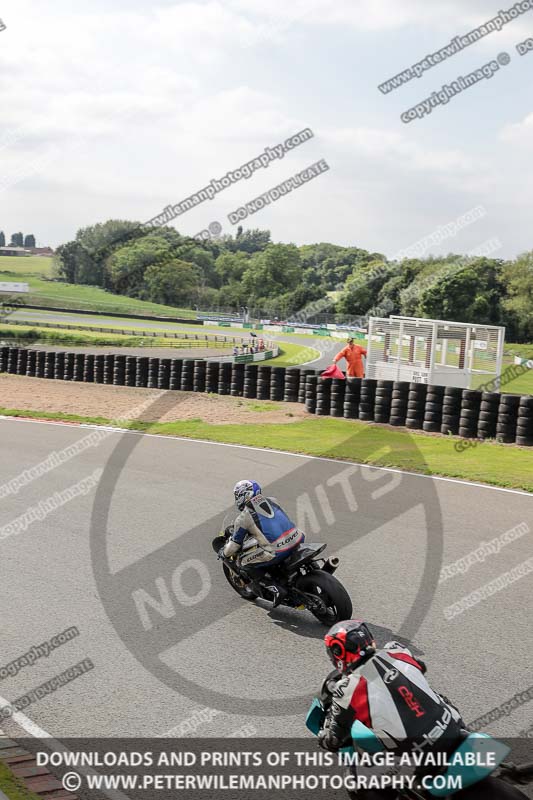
0 468 103 542
516 35 533 53
401 53 511 123
162 707 220 737
0 658 94 720
227 159 330 224
0 626 79 680
0 295 24 319
443 554 533 620
468 683 533 731
146 128 314 228
0 391 165 501
439 522 529 584
379 0 533 94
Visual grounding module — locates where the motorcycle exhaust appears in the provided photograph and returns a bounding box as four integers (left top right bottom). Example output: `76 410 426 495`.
323 556 339 575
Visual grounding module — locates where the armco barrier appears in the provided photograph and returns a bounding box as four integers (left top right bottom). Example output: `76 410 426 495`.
0 346 531 447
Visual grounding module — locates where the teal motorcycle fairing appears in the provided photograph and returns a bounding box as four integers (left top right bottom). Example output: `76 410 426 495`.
425 733 511 797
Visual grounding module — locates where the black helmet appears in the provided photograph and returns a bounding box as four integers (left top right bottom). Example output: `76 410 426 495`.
324 620 376 672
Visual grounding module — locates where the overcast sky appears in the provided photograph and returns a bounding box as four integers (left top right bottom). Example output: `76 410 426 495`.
0 0 532 258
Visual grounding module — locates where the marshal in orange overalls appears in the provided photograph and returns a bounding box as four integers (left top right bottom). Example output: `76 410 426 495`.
333 342 367 378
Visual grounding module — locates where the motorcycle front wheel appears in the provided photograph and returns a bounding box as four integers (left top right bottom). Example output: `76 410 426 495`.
295 570 353 625
222 564 258 601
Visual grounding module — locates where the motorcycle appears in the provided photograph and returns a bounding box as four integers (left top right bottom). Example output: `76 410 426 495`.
305 692 533 798
211 523 353 625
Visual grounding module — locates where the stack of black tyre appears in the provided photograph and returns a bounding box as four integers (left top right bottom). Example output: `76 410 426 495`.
94 354 105 384
193 360 206 393
329 378 346 417
63 353 74 381
26 350 37 377
283 368 300 403
343 377 361 419
315 377 331 416
458 389 482 439
125 356 137 386
477 391 499 440
440 386 462 435
44 351 56 379
217 362 232 395
0 346 8 372
243 364 258 398
114 355 126 386
358 378 376 421
83 354 95 382
135 356 149 388
7 347 18 373
405 383 427 430
157 358 170 389
422 384 444 432
231 363 245 397
169 358 182 390
270 367 285 401
35 351 46 378
16 348 28 377
516 396 533 446
73 353 85 382
374 380 393 424
496 393 520 443
103 354 115 384
205 361 219 394
256 365 271 400
305 375 318 414
180 359 194 391
53 351 65 379
148 358 160 389
389 381 409 426
298 370 315 404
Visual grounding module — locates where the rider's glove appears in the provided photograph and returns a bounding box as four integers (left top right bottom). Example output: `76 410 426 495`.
217 547 225 560
318 729 339 752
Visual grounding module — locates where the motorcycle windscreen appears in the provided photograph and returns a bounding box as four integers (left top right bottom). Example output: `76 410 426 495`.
425 733 511 798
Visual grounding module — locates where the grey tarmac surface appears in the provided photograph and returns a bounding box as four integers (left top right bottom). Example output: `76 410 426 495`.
0 417 532 754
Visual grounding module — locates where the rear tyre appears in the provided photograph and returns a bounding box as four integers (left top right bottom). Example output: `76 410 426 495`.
295 571 352 625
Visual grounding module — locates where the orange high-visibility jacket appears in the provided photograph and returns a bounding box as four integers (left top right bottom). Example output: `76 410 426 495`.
333 343 367 378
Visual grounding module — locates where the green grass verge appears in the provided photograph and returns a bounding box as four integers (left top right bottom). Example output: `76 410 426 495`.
263 342 321 366
0 258 197 318
0 406 531 492
0 255 53 275
0 760 42 800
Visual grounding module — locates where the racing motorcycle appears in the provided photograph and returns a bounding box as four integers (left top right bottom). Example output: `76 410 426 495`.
305 688 533 799
211 524 353 624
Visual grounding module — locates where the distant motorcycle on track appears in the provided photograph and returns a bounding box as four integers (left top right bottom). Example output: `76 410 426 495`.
212 524 353 625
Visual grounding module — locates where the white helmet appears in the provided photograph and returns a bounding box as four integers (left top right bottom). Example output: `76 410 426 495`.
233 479 261 511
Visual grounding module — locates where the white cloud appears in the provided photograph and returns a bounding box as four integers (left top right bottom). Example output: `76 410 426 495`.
500 112 533 144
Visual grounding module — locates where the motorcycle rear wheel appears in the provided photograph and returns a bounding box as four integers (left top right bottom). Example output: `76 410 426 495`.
295 570 352 625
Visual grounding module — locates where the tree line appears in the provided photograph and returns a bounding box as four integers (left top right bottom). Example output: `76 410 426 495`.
0 232 36 248
53 220 533 342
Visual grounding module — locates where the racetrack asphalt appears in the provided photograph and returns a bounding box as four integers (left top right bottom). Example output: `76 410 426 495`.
0 417 532 756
